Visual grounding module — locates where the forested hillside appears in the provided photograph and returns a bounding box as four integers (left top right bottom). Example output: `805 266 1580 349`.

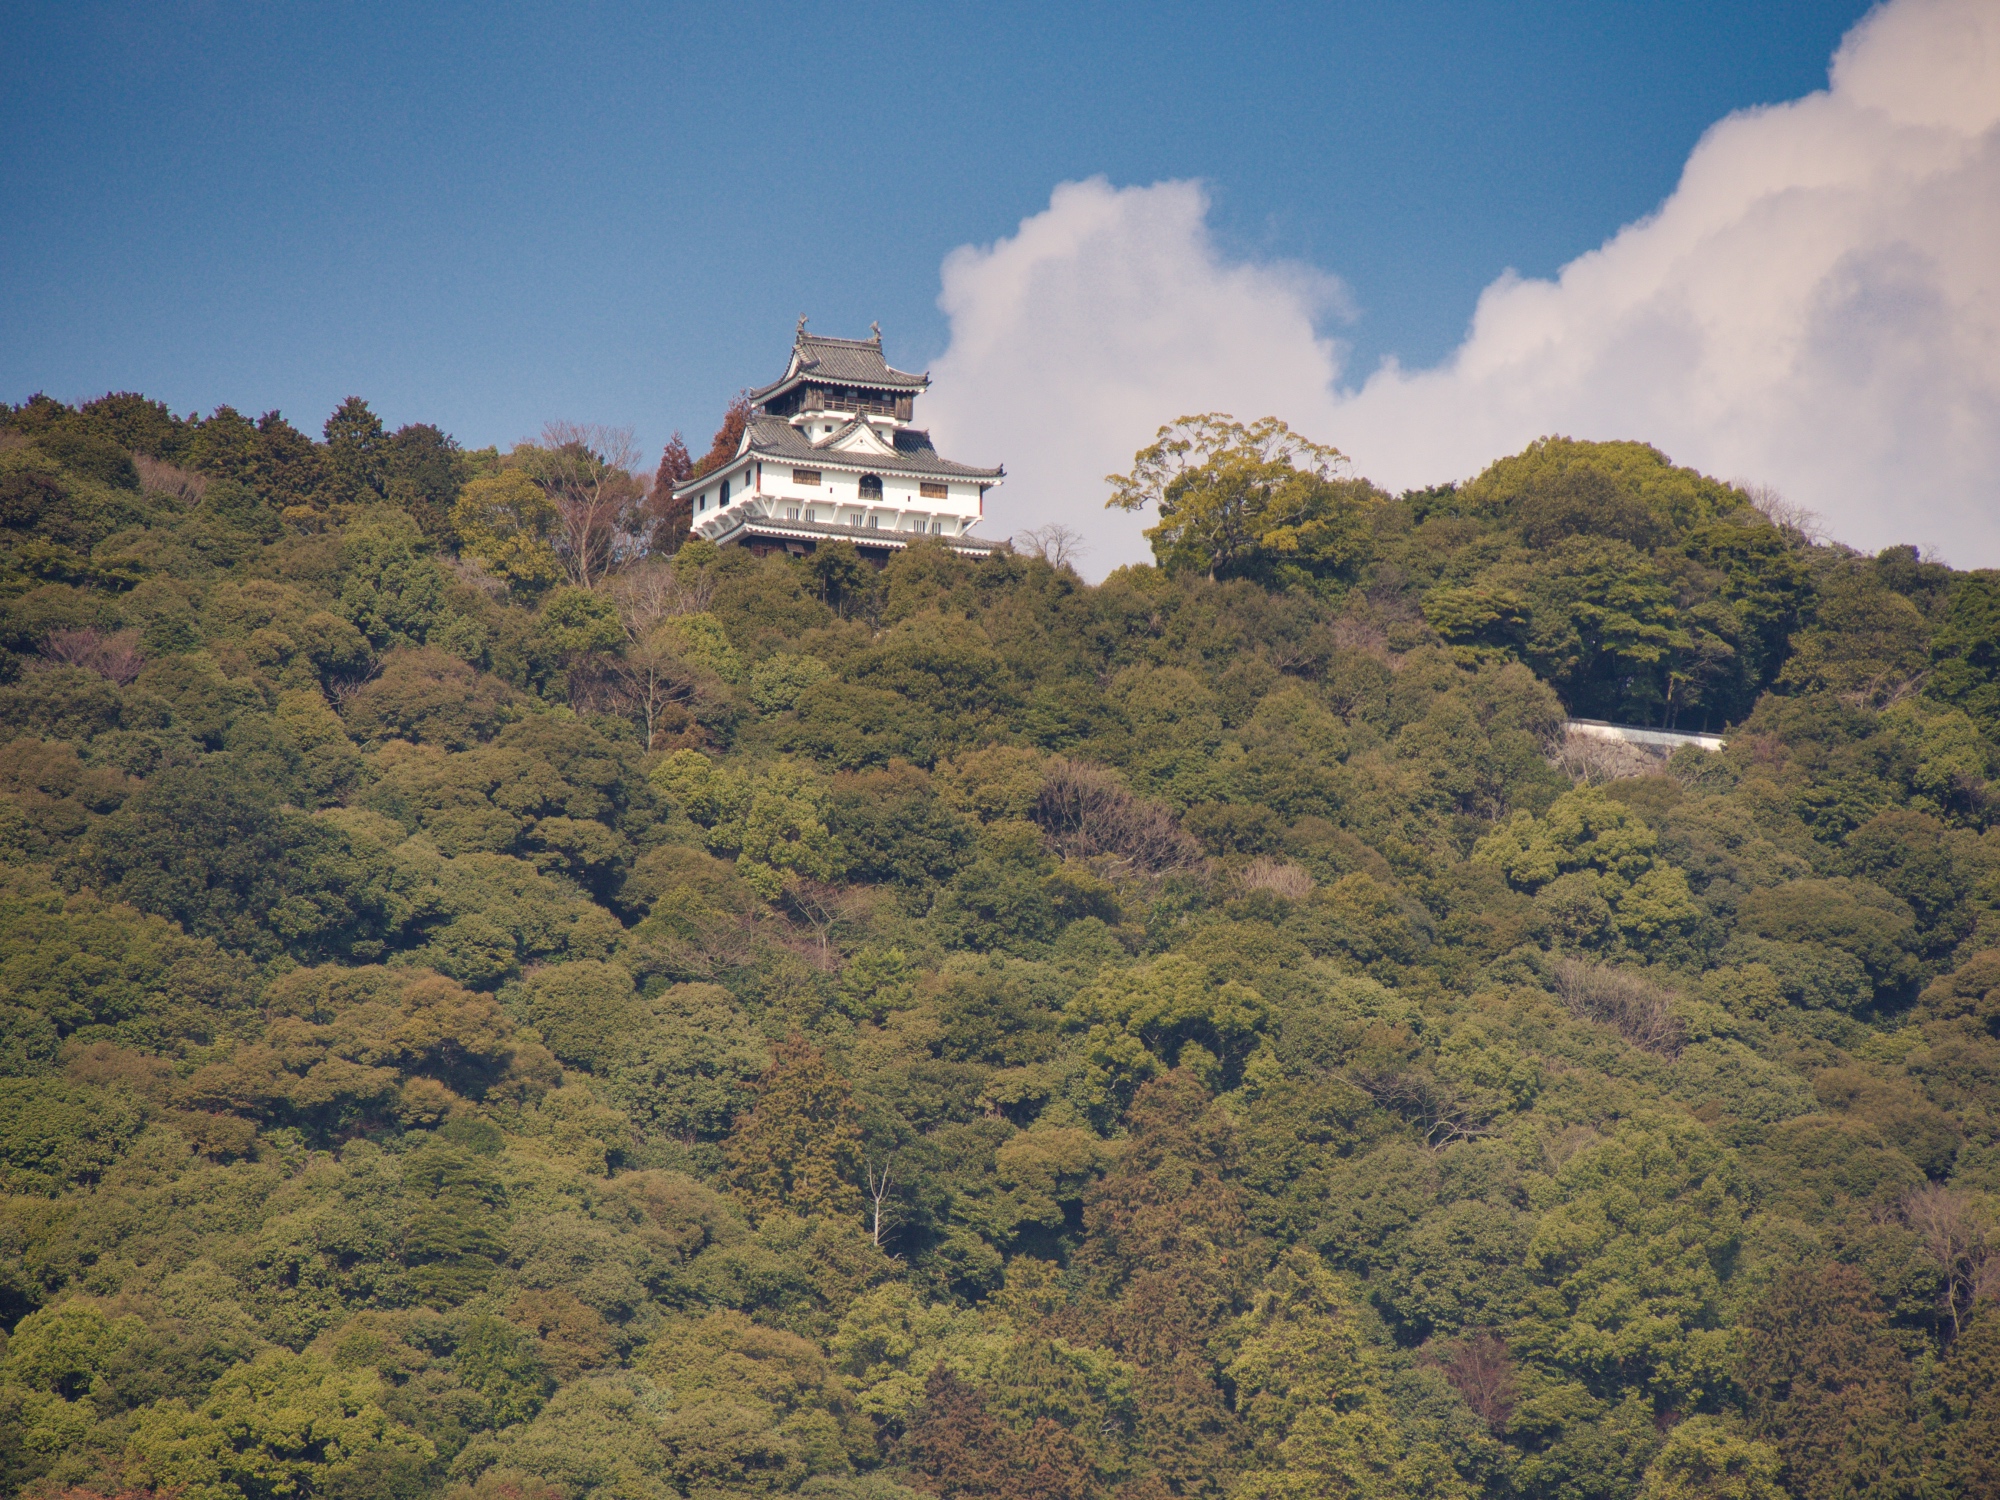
2 392 1998 1500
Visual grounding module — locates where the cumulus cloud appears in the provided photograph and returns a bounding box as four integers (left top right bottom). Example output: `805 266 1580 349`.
924 0 2000 576
924 178 1350 572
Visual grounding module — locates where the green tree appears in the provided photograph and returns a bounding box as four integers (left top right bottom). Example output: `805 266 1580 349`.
1460 437 1745 538
1106 415 1381 584
737 765 848 899
1926 569 2000 736
453 470 563 591
1739 1265 1924 1500
1473 788 1700 956
79 762 385 959
1065 955 1270 1111
1521 1117 1745 1407
726 1034 863 1219
126 1349 435 1500
1229 1246 1468 1500
325 396 389 504
1636 1417 1785 1500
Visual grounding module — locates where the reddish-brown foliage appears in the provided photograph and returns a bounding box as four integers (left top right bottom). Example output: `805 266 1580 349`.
1419 1331 1519 1429
901 1365 1096 1500
39 627 144 685
646 431 695 553
691 393 750 480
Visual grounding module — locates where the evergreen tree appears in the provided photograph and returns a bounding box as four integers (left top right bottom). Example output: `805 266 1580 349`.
1933 1295 2000 1498
325 395 389 504
649 432 695 554
1740 1265 1925 1500
724 1031 863 1218
1069 1071 1252 1497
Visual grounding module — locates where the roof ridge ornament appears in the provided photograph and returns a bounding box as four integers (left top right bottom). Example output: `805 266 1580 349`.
796 314 809 339
870 321 881 342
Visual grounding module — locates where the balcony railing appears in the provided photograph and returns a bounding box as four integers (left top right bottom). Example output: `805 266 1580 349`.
820 395 902 417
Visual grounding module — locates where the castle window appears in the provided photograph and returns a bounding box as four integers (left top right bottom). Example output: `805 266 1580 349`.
859 474 884 501
721 479 731 503
786 507 799 520
793 469 820 486
921 482 948 500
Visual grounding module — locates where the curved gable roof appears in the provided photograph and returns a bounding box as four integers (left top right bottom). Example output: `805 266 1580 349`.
750 332 929 402
674 415 1001 495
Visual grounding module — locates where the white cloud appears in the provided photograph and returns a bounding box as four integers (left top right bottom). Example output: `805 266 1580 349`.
923 178 1349 573
925 0 2000 577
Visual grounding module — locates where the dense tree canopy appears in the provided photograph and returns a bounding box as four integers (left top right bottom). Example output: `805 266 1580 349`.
2 389 1997 1500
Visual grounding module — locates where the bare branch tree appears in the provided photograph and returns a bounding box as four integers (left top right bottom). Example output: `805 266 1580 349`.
1549 731 1665 787
131 453 209 504
1418 1332 1518 1430
608 557 712 635
568 640 714 751
865 1155 898 1249
39 627 144 685
1550 960 1688 1058
1032 758 1200 873
1743 481 1826 546
325 666 381 710
565 559 732 749
1237 857 1315 901
535 421 647 588
1014 523 1088 573
781 877 866 968
1346 1064 1495 1150
1903 1183 1999 1339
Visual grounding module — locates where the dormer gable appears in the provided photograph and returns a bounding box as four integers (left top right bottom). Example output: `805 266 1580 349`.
824 418 898 457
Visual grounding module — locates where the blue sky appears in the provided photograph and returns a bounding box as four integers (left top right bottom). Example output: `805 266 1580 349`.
2 1 1876 460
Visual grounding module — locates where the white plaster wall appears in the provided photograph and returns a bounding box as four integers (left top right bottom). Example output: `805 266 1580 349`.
685 423 995 539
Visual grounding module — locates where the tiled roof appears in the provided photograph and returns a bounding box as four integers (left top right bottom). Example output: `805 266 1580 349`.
703 513 1000 556
741 413 1002 481
750 332 929 400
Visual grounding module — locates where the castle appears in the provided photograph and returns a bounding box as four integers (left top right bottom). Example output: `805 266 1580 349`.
675 322 1004 561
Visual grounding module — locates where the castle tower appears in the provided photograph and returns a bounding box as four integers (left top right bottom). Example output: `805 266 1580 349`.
675 322 1004 561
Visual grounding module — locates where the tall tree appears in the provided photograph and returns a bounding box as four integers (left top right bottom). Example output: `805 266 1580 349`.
692 393 751 479
324 396 389 504
184 406 330 512
1740 1265 1924 1500
1067 1070 1252 1497
1230 1247 1467 1500
528 421 645 587
1933 1294 2000 1497
1106 414 1380 584
648 431 695 554
903 1365 1025 1500
78 391 191 459
383 422 470 540
901 1365 1095 1500
724 1032 862 1218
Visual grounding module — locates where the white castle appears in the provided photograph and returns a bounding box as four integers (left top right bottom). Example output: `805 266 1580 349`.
676 321 1004 560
